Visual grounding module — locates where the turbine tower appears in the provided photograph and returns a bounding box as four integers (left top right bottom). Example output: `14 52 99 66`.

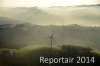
48 32 54 49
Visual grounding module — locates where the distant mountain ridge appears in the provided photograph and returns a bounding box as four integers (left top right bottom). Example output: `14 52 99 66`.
0 7 64 25
0 5 100 26
49 4 100 8
0 17 24 25
74 4 100 7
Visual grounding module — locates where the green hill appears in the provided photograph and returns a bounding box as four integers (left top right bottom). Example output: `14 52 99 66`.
0 45 100 66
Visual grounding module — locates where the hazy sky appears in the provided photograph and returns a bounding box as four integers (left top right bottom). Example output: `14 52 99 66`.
0 0 3 6
1 0 100 7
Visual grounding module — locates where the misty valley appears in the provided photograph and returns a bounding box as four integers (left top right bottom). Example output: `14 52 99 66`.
0 5 100 66
0 23 100 50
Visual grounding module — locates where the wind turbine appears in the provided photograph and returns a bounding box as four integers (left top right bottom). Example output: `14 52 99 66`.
48 32 55 49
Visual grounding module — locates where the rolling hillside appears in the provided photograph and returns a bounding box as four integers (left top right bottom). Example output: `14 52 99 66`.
0 23 100 50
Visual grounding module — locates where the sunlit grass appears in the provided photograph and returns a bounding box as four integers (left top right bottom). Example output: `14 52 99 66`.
17 45 60 55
